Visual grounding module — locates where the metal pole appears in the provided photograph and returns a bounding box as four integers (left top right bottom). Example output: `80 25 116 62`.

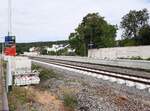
6 56 13 93
8 0 12 36
90 29 92 49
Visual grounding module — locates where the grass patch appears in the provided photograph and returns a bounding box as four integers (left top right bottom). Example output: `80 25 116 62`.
32 64 40 70
118 56 150 61
60 87 78 110
8 87 36 111
32 64 59 81
130 56 143 60
63 93 78 110
39 68 58 81
2 61 7 68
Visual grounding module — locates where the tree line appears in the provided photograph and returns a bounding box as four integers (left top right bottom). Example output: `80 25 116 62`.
16 40 68 54
0 40 68 54
69 9 150 56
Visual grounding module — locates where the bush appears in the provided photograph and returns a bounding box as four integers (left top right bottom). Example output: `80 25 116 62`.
39 69 58 81
32 64 58 81
146 58 150 61
32 64 40 70
130 56 143 60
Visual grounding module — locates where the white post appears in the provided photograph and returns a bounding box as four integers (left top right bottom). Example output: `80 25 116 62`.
8 0 12 36
6 56 13 92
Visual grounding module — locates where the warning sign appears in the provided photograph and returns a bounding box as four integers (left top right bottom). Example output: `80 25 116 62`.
4 36 16 56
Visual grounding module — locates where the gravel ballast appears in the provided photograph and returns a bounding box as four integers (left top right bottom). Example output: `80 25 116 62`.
34 61 150 111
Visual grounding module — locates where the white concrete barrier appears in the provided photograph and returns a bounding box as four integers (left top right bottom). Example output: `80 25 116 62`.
88 45 150 60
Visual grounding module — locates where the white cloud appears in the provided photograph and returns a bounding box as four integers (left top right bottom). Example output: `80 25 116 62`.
0 0 150 42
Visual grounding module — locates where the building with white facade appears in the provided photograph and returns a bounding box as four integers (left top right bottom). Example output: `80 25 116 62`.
46 44 69 52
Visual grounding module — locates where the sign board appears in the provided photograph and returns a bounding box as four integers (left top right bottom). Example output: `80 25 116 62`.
4 36 16 56
4 47 16 56
5 36 16 46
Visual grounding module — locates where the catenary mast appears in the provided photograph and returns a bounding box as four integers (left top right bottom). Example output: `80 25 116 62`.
8 0 12 36
4 0 16 56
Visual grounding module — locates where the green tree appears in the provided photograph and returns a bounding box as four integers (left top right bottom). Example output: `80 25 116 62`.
16 40 68 55
139 25 150 45
69 13 117 56
118 38 138 47
48 51 56 55
120 8 149 40
69 32 85 56
40 47 47 55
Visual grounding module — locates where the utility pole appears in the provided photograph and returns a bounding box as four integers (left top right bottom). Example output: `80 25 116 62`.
8 0 12 36
90 28 93 49
4 0 16 56
5 0 14 92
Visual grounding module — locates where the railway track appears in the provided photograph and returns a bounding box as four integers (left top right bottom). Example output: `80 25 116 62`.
31 57 150 92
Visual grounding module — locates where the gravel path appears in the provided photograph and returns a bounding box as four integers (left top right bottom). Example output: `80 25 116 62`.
35 62 150 111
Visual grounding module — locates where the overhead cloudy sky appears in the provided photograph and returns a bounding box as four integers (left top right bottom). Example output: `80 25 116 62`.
0 0 150 43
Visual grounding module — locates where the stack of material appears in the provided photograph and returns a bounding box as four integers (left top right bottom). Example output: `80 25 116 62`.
11 57 40 86
11 57 31 72
14 75 40 86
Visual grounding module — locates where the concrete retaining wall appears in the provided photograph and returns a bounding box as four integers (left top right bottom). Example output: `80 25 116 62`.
88 45 150 60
